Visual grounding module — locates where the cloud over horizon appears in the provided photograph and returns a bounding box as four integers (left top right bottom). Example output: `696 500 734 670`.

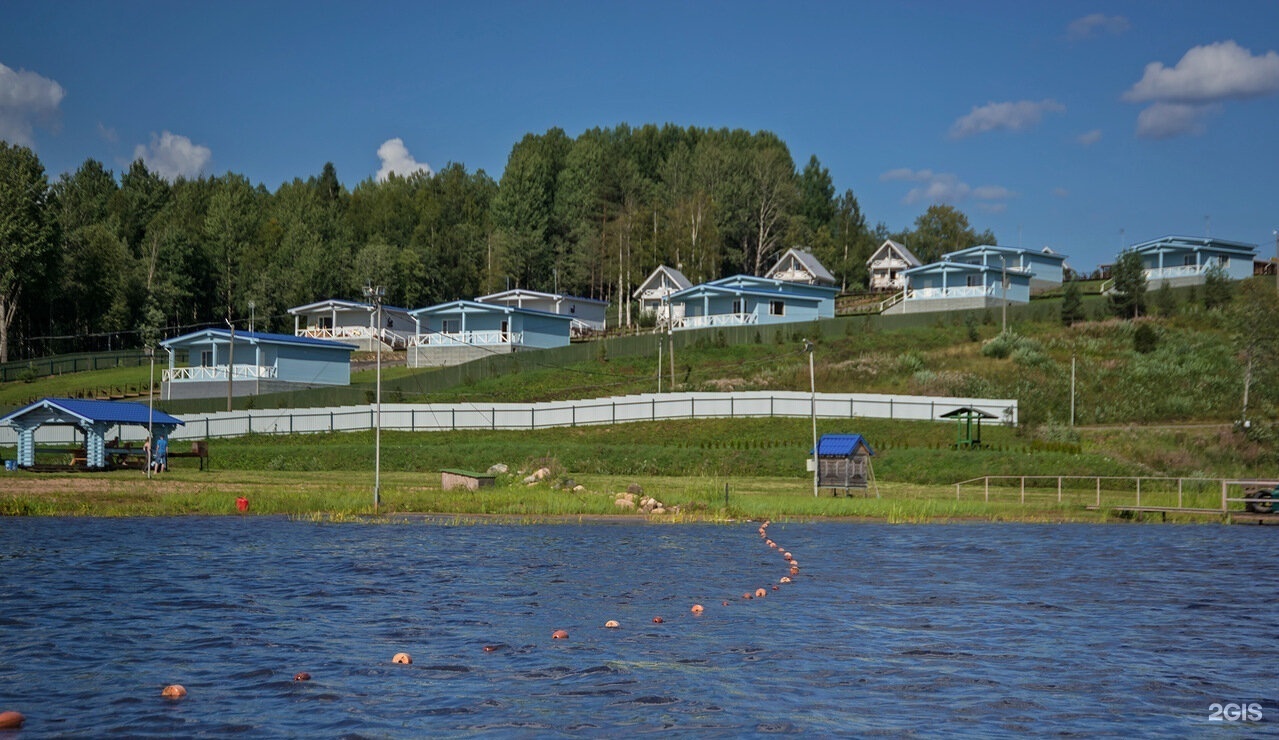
881 168 1014 212
949 99 1065 139
0 62 65 147
376 138 433 181
1125 40 1279 138
132 131 212 181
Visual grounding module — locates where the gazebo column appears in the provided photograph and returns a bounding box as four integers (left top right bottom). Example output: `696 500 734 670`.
16 425 35 467
84 421 109 468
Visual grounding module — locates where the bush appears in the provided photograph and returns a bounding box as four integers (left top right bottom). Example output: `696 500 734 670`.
1133 323 1159 353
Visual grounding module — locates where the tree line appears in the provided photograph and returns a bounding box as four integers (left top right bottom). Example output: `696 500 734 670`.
0 125 998 362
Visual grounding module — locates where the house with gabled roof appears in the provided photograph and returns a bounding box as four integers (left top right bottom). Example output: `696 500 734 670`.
160 328 356 400
475 288 609 336
765 248 837 286
1116 235 1257 289
666 275 838 331
941 244 1067 293
867 239 921 292
633 265 693 325
287 298 414 350
886 260 1031 315
407 300 574 367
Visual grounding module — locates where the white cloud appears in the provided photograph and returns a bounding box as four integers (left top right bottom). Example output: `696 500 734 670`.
949 99 1065 139
1076 129 1103 146
0 62 65 147
879 168 1015 208
1124 40 1279 104
1066 14 1130 41
1124 41 1279 138
97 122 118 143
132 131 212 181
1134 102 1216 139
376 137 433 181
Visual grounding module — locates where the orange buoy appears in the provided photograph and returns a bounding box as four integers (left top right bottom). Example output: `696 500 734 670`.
690 604 704 615
652 616 664 624
783 552 792 560
293 672 311 681
551 629 569 639
483 644 502 652
392 652 412 664
790 565 800 574
604 620 620 629
780 576 791 583
0 712 25 729
742 593 753 600
755 588 767 598
161 684 186 699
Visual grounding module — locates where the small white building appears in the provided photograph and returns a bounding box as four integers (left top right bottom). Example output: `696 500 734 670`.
287 298 414 351
633 265 692 326
765 248 837 286
867 240 921 292
475 289 609 336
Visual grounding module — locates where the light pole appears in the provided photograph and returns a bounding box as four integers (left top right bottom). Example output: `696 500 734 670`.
146 346 155 480
364 284 385 513
805 339 818 498
248 300 256 333
1000 256 1008 334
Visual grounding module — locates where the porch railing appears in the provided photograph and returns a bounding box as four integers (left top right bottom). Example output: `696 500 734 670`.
670 313 759 330
163 365 278 383
408 330 522 347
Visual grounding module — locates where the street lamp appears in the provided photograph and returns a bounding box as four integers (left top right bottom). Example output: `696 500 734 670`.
248 300 256 333
999 256 1008 334
364 284 385 513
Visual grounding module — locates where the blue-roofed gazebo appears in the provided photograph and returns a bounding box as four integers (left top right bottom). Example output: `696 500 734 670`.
1 398 184 470
809 433 877 496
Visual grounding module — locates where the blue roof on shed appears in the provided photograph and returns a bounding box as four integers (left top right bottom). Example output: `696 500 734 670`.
1 398 184 426
811 434 874 457
161 327 358 350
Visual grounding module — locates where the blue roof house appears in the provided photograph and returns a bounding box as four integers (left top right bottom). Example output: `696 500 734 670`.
666 275 838 331
941 245 1067 293
287 298 415 350
1 398 184 469
1117 236 1257 289
408 300 575 368
476 289 609 336
889 261 1031 315
160 328 356 400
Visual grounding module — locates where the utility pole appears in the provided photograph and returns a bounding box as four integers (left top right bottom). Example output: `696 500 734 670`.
225 318 235 413
1000 256 1008 334
146 346 155 480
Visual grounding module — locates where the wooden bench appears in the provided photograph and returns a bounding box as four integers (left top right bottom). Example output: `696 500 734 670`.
166 440 210 471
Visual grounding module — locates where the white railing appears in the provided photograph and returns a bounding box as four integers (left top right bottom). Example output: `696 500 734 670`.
163 365 278 383
670 313 759 330
907 285 996 300
408 331 521 347
1144 264 1208 280
297 326 410 349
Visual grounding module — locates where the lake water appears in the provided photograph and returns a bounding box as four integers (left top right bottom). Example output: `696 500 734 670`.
0 518 1275 737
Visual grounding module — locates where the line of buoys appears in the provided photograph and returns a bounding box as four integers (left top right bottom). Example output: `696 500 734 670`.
392 652 413 664
604 620 620 629
0 711 25 729
161 684 186 699
293 672 311 681
551 629 569 640
690 604 704 615
652 616 664 624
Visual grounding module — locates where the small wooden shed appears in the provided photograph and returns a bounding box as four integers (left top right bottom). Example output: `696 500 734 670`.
440 468 496 491
810 434 876 495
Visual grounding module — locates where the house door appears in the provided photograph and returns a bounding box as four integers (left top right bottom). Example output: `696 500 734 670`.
500 320 509 339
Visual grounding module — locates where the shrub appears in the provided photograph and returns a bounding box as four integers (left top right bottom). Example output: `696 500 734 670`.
1133 323 1159 353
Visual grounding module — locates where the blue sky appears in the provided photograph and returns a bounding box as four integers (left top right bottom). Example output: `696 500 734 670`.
3 0 1278 271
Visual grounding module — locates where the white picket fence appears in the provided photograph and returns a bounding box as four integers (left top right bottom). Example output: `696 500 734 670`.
1 391 1017 444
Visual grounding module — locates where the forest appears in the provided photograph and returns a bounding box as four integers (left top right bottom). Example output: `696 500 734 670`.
0 124 998 362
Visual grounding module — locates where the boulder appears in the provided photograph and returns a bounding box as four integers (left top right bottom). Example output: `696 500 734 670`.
614 498 636 510
487 463 508 474
573 485 586 492
626 483 643 495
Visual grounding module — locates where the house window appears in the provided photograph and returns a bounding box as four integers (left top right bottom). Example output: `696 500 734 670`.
318 316 333 329
441 319 461 334
732 298 743 314
200 350 213 367
1184 255 1196 266
769 300 785 316
967 274 982 287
